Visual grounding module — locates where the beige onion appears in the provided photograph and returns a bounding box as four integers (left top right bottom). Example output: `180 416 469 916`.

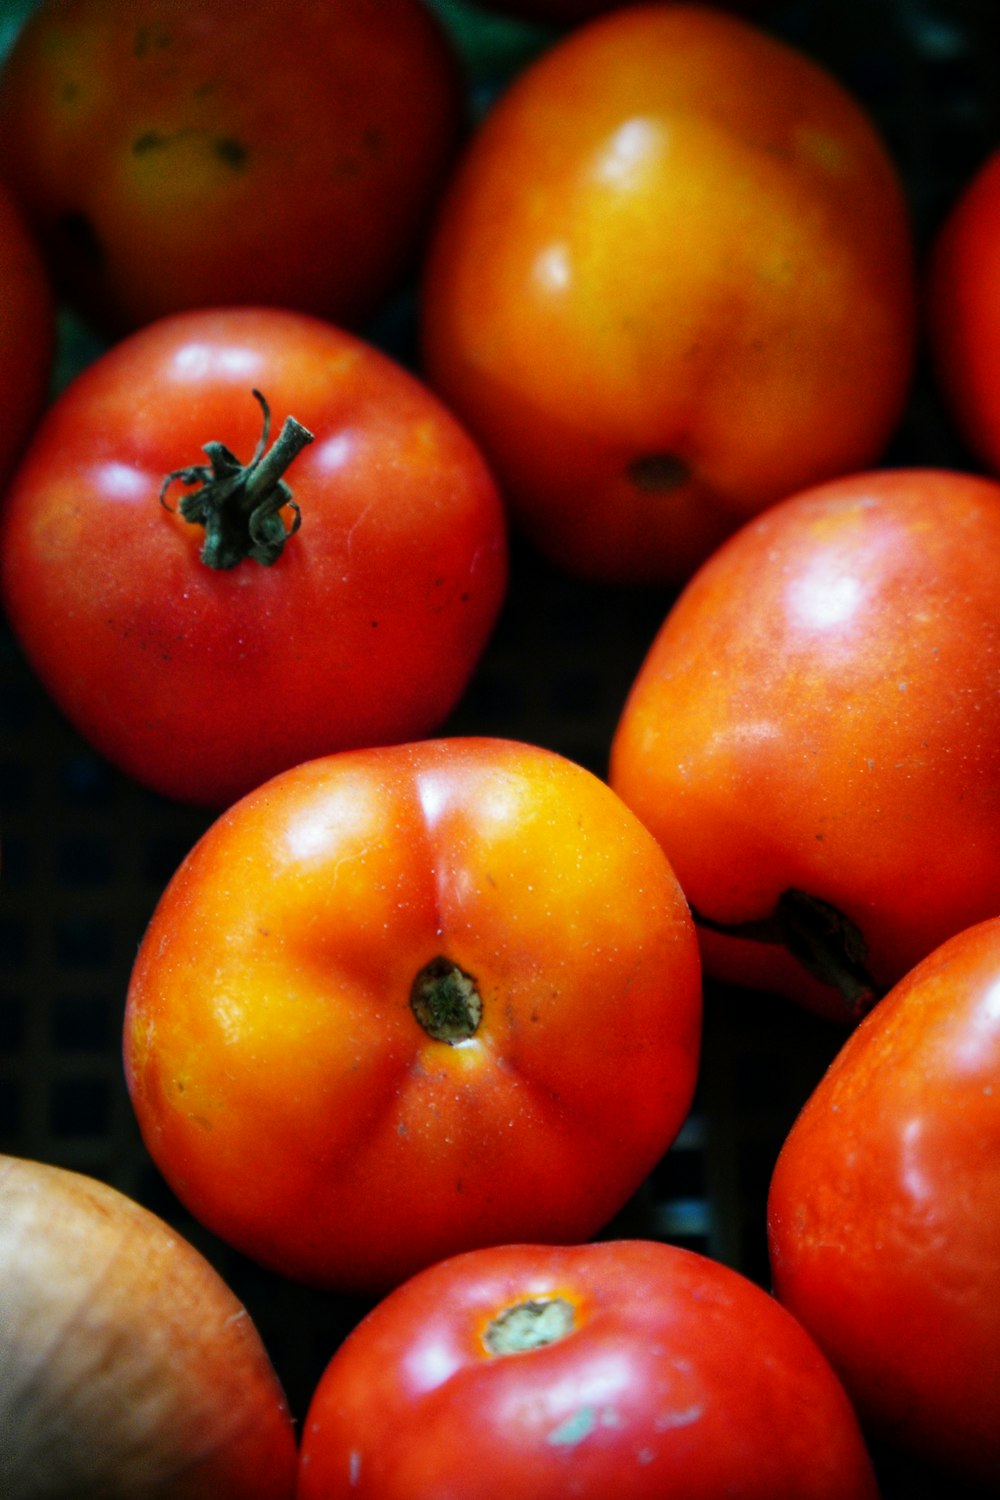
0 1153 297 1498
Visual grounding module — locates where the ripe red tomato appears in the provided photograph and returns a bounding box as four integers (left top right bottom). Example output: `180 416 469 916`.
609 468 1000 1022
927 144 1000 474
0 178 54 488
297 1239 879 1499
0 307 507 807
421 4 915 583
0 0 463 334
768 917 1000 1487
123 738 702 1292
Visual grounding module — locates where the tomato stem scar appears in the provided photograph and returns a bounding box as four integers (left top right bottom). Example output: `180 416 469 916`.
410 956 482 1043
484 1297 576 1355
159 387 314 568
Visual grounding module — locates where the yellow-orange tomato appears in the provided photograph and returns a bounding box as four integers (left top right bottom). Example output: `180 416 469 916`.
123 738 701 1294
421 4 915 583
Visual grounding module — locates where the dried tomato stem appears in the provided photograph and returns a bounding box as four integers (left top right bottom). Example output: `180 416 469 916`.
692 887 881 1019
160 388 314 569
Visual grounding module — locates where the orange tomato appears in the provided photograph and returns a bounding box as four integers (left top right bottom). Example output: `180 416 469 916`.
123 738 701 1293
421 4 916 583
609 468 1000 1021
927 143 1000 474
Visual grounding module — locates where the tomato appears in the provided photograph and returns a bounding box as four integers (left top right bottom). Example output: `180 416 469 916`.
0 307 507 808
470 0 770 22
609 468 1000 1022
927 143 1000 475
0 0 463 335
0 178 54 489
767 917 1000 1487
297 1239 879 1499
123 738 702 1292
421 4 915 584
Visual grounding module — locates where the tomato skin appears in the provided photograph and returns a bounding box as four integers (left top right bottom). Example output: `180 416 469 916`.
421 4 915 583
0 179 54 488
0 0 463 334
768 918 1000 1486
123 738 702 1292
0 307 507 807
297 1239 879 1500
609 468 1000 1020
927 145 1000 474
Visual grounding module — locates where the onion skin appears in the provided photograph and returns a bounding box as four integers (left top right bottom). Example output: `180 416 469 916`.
0 1154 297 1498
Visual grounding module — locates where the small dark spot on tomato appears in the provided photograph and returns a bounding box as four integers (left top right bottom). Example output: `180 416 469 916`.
57 209 104 268
362 125 384 155
134 26 172 58
629 453 690 492
370 619 379 628
60 80 82 104
133 130 170 155
213 136 248 170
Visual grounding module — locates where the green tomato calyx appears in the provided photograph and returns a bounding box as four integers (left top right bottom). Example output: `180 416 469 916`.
160 387 314 569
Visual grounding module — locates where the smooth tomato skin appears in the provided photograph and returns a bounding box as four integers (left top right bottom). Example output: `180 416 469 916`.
768 918 1000 1485
297 1239 879 1500
123 739 702 1292
927 145 1000 474
0 179 54 488
0 0 463 334
609 468 1000 1020
0 307 507 807
421 4 915 583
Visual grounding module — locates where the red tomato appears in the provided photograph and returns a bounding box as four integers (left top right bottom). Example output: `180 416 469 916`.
123 738 702 1292
927 144 1000 474
0 308 507 807
768 917 1000 1487
0 178 54 488
297 1239 879 1499
609 468 1000 1022
421 4 915 583
0 0 463 334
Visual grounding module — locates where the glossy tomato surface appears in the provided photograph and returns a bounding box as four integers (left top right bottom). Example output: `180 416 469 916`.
0 177 54 488
123 738 702 1292
768 917 1000 1487
609 468 1000 1021
927 143 1000 475
421 3 915 583
297 1239 879 1499
0 0 463 334
0 307 507 807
